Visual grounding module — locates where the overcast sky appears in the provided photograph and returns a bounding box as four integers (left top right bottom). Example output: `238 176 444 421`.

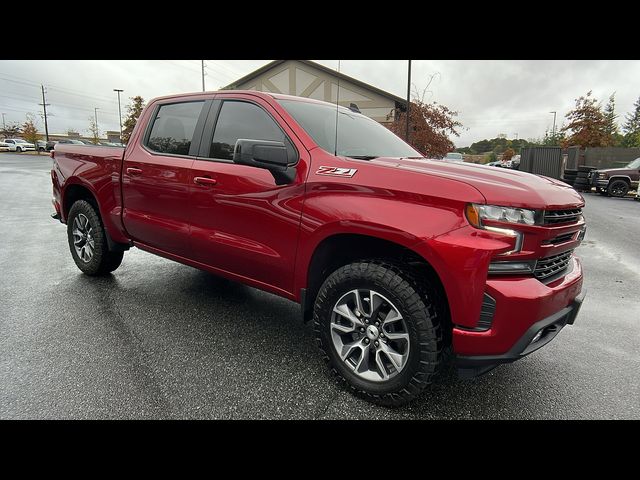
1 60 639 147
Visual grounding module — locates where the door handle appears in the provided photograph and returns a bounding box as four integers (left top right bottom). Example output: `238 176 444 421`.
194 176 217 186
127 167 143 176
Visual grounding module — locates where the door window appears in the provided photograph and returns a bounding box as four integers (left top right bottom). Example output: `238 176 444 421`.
146 101 204 156
209 101 286 160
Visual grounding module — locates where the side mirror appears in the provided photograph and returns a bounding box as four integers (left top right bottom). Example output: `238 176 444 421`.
233 139 296 185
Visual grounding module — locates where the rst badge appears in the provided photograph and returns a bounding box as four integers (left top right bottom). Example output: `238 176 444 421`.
316 166 358 178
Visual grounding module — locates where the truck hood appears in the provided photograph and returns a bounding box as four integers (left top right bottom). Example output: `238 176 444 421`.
595 167 634 175
369 157 584 210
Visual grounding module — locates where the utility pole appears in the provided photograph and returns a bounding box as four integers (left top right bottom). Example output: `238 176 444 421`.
550 111 557 138
1 113 6 130
39 85 50 142
201 60 206 92
113 89 124 141
406 60 412 143
94 108 100 143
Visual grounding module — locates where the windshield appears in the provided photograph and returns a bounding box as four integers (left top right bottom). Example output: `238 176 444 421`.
14 139 28 143
626 157 640 169
445 153 463 160
278 99 421 159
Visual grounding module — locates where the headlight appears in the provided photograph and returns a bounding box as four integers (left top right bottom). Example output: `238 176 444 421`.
465 203 537 255
597 173 607 179
465 204 537 227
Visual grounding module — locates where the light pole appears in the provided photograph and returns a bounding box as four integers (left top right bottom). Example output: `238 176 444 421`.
114 89 123 142
1 112 5 130
549 111 557 138
94 107 100 143
201 60 206 92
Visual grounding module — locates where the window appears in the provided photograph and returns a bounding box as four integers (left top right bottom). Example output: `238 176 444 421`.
146 101 204 155
278 99 421 159
209 101 286 160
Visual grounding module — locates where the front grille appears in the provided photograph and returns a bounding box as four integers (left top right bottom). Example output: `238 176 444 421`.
534 250 573 281
542 232 575 245
543 208 582 224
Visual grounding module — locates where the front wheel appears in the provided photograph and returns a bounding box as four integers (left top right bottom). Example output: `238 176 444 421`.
67 200 124 275
607 179 629 198
313 261 445 407
16 147 22 153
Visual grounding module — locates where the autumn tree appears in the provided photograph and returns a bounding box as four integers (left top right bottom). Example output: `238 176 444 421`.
87 115 100 144
561 91 612 148
387 80 462 158
121 96 146 144
22 114 40 153
542 126 566 146
622 95 640 147
0 122 22 138
502 147 516 162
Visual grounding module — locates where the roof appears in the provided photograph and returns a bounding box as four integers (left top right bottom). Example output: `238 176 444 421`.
222 60 407 106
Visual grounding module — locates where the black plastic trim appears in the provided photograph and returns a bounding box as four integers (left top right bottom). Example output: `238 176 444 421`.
456 290 586 379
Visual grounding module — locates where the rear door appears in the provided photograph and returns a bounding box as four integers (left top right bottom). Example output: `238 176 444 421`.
188 94 308 295
122 98 210 257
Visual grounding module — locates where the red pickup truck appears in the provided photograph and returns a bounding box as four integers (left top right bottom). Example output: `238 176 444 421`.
51 91 586 406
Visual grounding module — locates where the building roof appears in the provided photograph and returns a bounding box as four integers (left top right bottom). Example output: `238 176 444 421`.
222 60 407 106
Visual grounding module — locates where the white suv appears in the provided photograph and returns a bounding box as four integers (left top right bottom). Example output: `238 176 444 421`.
3 138 36 152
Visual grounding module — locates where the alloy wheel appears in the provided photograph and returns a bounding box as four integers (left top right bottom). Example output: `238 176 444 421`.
72 213 95 262
330 289 410 382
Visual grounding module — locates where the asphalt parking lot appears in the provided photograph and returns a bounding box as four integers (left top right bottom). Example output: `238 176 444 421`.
1 152 638 419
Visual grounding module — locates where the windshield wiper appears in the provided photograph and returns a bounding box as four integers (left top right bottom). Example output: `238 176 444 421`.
346 155 379 160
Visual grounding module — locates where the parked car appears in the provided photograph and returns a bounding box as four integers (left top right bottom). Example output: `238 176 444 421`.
3 138 36 152
486 160 502 167
588 157 640 197
0 140 13 152
443 152 464 163
37 140 47 152
46 140 59 151
51 90 586 406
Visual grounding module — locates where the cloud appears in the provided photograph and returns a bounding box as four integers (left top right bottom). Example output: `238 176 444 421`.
1 59 638 146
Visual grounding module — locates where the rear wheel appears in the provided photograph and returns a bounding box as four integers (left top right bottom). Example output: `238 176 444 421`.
607 179 629 198
313 260 445 407
67 200 124 275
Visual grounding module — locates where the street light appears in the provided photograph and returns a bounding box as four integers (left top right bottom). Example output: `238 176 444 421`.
549 111 557 137
114 89 124 142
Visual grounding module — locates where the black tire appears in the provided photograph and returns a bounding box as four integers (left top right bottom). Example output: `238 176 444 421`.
576 171 590 179
313 260 445 407
563 169 578 175
607 179 629 198
67 200 124 275
16 147 22 153
578 165 596 173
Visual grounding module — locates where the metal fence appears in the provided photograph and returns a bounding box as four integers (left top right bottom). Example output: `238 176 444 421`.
583 147 640 169
519 146 563 179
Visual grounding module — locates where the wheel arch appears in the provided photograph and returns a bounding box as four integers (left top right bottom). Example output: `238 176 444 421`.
300 232 450 334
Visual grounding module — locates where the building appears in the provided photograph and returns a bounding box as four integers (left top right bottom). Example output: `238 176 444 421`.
222 60 407 126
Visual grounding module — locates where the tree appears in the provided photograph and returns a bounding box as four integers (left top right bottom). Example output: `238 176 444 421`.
542 126 566 146
121 96 146 144
561 91 612 148
0 122 22 138
87 115 100 144
387 80 462 158
502 147 516 162
22 114 40 153
622 95 640 147
603 92 619 137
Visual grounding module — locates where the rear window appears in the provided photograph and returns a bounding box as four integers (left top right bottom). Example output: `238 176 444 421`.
146 101 204 155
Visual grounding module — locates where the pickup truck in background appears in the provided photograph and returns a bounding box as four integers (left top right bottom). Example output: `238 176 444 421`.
51 91 586 406
588 157 640 197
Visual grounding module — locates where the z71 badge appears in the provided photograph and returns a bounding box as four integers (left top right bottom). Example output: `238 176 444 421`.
316 166 358 178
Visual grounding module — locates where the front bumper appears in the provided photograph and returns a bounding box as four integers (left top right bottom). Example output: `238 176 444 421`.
590 175 608 188
453 255 584 377
457 289 585 377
